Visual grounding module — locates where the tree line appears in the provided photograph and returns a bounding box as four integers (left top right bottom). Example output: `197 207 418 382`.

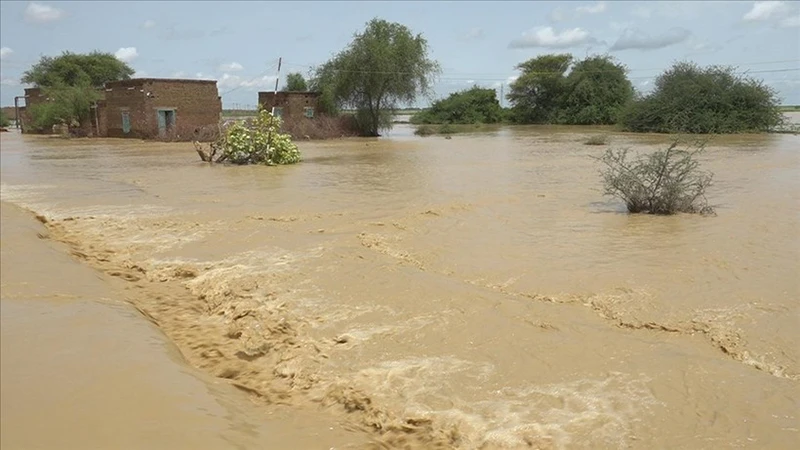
19 18 785 136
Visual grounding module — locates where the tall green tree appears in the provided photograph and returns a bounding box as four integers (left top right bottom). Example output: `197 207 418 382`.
285 72 308 91
311 18 441 136
22 51 133 132
620 62 784 133
556 55 634 125
22 51 134 88
506 54 572 124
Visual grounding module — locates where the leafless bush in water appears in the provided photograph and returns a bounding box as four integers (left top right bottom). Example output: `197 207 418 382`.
595 140 715 215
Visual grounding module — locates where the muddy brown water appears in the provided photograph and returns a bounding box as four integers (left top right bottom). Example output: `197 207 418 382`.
0 119 798 449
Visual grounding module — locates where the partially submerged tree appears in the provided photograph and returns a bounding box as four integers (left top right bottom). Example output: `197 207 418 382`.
620 62 784 133
556 55 634 125
28 82 102 131
22 51 134 132
194 107 301 166
506 54 573 124
410 86 503 124
285 72 308 91
310 18 441 136
596 140 715 215
506 54 635 125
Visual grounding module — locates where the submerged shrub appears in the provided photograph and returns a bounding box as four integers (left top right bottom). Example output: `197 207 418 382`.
195 107 301 165
584 134 609 145
620 62 784 134
596 141 715 215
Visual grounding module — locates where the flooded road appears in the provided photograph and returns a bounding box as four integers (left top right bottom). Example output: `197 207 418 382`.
1 122 798 449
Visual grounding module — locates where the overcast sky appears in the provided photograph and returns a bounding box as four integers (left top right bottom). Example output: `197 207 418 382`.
1 1 798 108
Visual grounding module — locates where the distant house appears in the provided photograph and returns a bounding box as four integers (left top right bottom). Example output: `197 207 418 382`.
104 78 222 140
258 91 320 121
19 78 222 141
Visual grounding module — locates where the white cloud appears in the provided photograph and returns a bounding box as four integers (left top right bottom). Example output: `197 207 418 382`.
142 20 156 29
509 27 592 49
217 73 278 90
172 71 187 78
1 77 19 86
576 2 607 15
114 47 139 63
780 14 800 27
133 70 148 78
0 47 12 60
743 1 789 21
24 2 64 24
610 27 692 51
218 62 244 72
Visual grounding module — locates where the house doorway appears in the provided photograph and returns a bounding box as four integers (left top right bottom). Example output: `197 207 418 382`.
157 109 176 138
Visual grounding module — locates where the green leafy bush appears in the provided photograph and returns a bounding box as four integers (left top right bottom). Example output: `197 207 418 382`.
0 110 9 128
620 62 784 134
411 86 503 124
195 107 301 165
596 141 714 215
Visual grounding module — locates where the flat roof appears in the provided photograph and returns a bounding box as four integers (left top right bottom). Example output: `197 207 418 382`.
106 78 218 87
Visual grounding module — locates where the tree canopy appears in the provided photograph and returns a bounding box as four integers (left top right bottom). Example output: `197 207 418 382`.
410 86 503 124
556 55 634 125
619 62 784 133
22 51 134 88
285 72 308 91
506 54 634 125
506 54 573 124
22 51 133 132
310 18 441 136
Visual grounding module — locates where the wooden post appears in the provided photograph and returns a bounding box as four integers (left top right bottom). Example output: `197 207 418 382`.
266 57 282 152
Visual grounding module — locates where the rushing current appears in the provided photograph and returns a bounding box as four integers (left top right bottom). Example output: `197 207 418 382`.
1 117 798 449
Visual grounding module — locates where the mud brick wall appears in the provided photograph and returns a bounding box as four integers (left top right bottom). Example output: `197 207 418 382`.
105 79 222 141
259 92 320 120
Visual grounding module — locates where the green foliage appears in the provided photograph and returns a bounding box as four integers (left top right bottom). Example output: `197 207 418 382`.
310 18 441 136
216 107 301 165
410 86 502 124
507 54 635 125
28 83 102 131
620 62 784 134
0 110 9 128
507 54 573 124
556 56 634 125
285 72 308 91
596 140 714 215
22 51 134 88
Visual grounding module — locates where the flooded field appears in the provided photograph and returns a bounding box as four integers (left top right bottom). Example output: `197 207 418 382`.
1 120 798 449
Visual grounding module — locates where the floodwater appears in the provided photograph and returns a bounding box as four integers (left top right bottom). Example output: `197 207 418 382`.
0 117 798 449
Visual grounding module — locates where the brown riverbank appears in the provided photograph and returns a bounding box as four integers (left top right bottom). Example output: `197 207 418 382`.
0 200 370 450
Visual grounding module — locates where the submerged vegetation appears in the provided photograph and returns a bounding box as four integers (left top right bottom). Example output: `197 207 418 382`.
411 86 503 125
596 140 715 215
310 18 441 137
619 62 784 134
194 107 301 166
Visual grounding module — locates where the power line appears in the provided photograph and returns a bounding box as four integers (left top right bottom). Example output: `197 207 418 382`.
280 60 800 81
219 59 280 97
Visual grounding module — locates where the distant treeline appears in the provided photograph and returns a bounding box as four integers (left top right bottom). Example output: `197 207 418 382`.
411 54 786 134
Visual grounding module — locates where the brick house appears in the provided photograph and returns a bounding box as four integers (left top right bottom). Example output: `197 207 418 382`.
258 91 320 120
104 78 222 140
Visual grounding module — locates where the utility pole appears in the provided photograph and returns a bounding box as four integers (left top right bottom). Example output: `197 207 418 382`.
500 83 504 108
271 57 282 116
267 57 282 151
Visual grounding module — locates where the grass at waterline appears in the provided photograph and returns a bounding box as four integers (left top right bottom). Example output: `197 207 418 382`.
414 123 499 136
